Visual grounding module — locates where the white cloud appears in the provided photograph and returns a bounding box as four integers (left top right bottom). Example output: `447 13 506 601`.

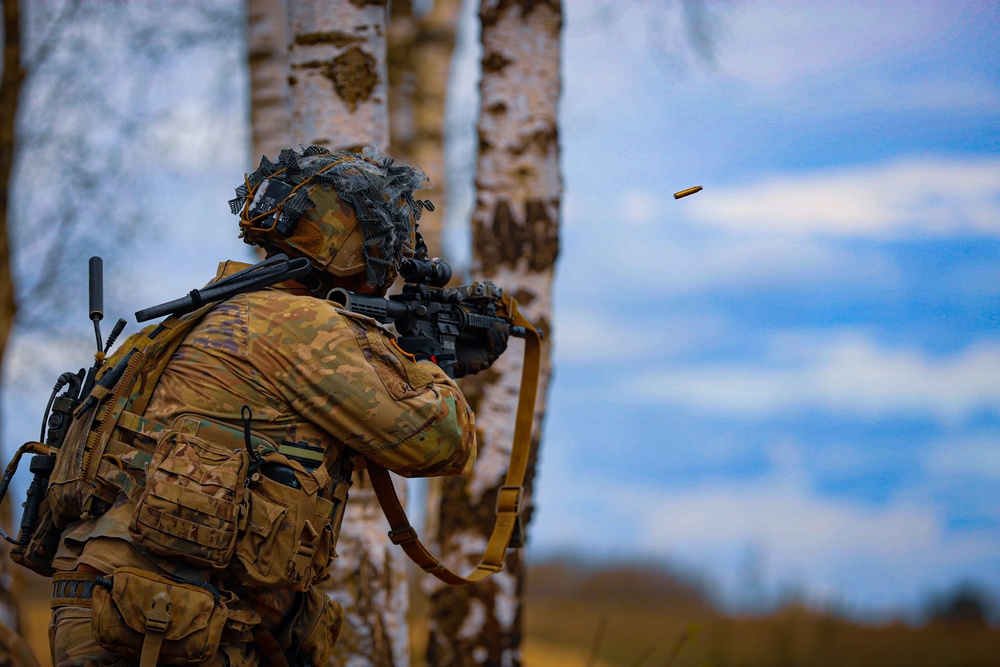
926 434 1000 480
634 476 936 563
555 220 895 299
688 157 1000 238
554 307 727 364
530 434 1000 612
718 2 963 87
625 333 1000 422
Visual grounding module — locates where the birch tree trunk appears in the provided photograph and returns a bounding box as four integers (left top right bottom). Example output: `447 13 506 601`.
385 3 461 662
247 0 403 663
425 1 562 665
247 0 291 160
287 0 389 152
282 2 407 665
387 0 461 259
0 0 23 391
0 0 25 635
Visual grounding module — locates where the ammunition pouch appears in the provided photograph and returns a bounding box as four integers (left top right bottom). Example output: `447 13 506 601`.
128 429 250 569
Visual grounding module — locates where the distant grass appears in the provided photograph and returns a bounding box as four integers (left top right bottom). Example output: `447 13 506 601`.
523 560 1000 667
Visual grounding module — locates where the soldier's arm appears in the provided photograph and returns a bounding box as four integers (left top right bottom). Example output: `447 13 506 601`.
253 300 476 477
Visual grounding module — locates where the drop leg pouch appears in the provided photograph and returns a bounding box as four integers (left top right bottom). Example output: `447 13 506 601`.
91 566 228 665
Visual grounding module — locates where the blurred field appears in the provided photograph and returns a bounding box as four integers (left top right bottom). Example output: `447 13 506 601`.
524 560 1000 667
13 559 1000 667
18 569 51 667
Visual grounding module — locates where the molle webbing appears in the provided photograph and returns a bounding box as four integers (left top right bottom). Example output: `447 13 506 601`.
47 305 218 528
51 572 102 609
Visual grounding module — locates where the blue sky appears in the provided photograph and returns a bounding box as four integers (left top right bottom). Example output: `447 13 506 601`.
2 0 998 620
521 0 1000 616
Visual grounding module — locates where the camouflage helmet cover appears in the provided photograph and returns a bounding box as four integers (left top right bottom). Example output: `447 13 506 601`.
229 145 433 288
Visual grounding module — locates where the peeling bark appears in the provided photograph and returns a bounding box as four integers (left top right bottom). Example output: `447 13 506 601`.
425 0 562 665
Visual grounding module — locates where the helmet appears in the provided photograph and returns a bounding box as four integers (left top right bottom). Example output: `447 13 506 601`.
228 145 433 289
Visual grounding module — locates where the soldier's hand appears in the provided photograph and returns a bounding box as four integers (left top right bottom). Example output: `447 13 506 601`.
453 321 509 378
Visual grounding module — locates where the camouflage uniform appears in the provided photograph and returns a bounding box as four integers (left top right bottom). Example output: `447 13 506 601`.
50 260 476 666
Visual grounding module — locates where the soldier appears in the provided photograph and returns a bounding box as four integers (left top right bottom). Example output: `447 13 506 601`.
46 146 499 666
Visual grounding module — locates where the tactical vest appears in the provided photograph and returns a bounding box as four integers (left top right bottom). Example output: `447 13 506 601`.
12 304 351 592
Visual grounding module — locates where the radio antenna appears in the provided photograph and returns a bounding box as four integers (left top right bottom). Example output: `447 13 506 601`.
89 256 104 352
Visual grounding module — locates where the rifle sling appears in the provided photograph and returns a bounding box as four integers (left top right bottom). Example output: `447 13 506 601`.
367 303 541 586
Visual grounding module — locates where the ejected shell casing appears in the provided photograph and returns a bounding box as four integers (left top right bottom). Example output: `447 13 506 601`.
674 185 703 199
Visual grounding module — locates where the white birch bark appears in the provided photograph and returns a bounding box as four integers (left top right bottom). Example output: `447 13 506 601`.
385 3 461 662
254 2 407 665
287 0 389 151
425 1 562 665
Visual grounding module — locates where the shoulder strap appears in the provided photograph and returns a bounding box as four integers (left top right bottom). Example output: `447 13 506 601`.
78 304 220 501
367 302 542 585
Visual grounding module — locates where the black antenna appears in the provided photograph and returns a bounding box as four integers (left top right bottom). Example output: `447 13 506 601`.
104 318 127 354
89 256 104 352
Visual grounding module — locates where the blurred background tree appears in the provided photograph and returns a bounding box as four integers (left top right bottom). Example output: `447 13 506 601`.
0 0 242 653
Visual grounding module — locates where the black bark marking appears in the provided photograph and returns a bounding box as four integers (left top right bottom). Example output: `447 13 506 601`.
482 50 512 74
294 30 362 48
473 198 560 274
485 100 507 115
325 46 378 112
481 0 563 28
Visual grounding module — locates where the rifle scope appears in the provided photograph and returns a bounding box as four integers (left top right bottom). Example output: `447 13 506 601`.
399 257 452 288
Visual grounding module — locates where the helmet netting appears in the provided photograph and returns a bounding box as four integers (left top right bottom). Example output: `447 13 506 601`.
229 145 434 287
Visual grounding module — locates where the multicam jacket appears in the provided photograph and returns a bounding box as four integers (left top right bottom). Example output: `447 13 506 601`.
56 260 476 570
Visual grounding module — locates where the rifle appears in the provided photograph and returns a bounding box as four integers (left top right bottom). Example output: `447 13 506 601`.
328 255 539 379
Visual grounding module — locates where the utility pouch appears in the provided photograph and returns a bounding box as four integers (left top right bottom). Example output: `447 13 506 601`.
46 306 217 534
277 587 343 667
91 566 227 666
232 452 335 591
128 429 249 569
46 400 103 528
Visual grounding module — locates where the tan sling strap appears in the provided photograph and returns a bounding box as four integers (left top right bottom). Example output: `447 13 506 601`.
367 300 542 585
